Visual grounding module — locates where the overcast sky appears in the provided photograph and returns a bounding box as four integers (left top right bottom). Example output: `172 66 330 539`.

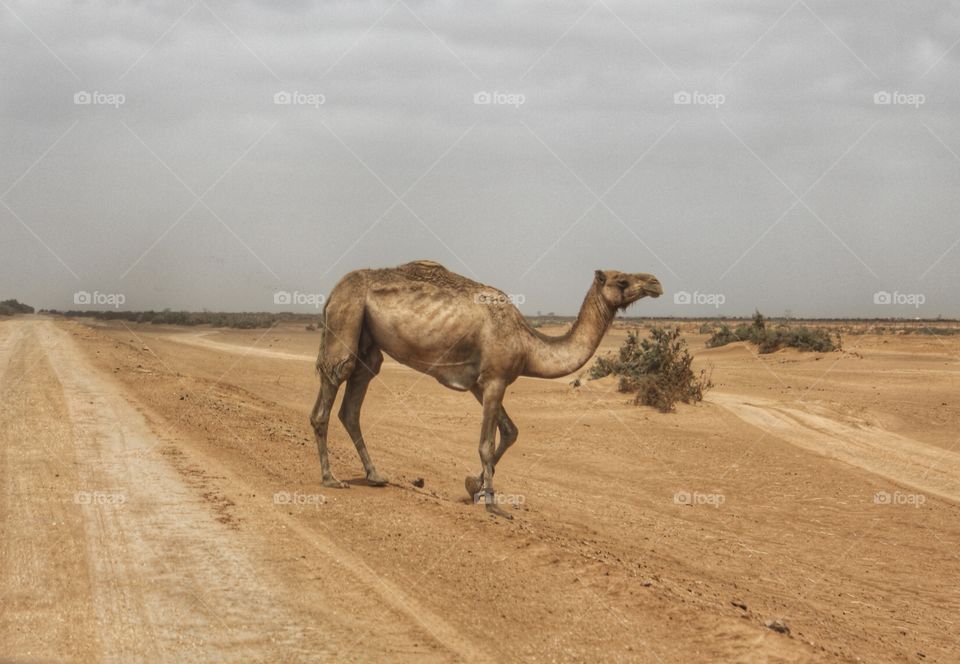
1 0 959 317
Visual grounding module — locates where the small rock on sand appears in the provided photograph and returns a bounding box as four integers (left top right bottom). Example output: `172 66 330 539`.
765 619 790 635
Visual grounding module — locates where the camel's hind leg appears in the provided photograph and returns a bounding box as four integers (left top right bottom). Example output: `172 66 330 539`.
338 342 388 486
310 278 365 488
310 374 348 488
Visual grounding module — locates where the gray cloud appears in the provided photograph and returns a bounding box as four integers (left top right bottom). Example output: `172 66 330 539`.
1 0 958 317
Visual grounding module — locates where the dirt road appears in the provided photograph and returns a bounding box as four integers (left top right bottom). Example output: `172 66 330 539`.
0 320 480 662
2 317 959 662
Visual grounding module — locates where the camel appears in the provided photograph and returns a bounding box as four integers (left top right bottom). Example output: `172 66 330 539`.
310 260 663 518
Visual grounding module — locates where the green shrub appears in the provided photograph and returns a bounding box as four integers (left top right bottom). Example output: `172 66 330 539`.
707 311 836 354
756 326 835 353
591 327 711 412
913 327 960 336
0 299 34 315
707 324 745 348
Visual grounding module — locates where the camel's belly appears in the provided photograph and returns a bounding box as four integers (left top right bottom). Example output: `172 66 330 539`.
380 346 480 391
429 366 479 392
364 292 486 390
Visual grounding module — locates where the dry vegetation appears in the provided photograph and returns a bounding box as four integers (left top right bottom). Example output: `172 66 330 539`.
590 326 711 412
0 299 34 316
704 311 838 353
50 309 289 329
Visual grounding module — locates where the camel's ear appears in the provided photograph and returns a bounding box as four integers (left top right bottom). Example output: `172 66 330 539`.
594 270 607 285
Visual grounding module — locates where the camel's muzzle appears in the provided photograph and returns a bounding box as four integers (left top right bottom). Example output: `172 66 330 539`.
644 279 663 298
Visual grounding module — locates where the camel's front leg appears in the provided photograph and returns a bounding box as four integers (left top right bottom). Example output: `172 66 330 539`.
465 386 518 501
476 380 512 519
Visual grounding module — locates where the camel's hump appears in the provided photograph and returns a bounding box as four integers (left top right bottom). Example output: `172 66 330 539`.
391 260 484 290
405 260 446 269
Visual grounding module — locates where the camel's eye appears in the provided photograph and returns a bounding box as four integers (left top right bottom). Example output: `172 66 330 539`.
616 279 629 289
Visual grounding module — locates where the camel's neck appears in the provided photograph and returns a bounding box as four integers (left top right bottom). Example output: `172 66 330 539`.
522 284 616 379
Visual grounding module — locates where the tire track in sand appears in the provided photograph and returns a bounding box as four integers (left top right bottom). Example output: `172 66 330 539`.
166 330 407 371
710 391 960 503
0 319 106 662
2 319 482 663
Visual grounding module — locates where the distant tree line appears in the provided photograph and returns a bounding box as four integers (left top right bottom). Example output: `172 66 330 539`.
0 299 34 315
48 309 282 329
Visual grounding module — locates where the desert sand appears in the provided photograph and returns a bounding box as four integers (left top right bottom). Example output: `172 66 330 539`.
1 316 958 662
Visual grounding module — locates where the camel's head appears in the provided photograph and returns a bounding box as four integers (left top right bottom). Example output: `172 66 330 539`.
594 270 663 310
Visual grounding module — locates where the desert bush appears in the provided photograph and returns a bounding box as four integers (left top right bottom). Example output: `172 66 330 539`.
706 324 748 348
756 326 836 353
0 299 34 315
698 322 715 334
852 325 960 336
707 311 836 354
912 326 960 336
591 327 711 412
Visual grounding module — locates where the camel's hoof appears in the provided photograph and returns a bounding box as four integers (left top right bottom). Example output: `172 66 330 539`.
322 477 349 489
485 503 514 520
464 475 482 499
366 472 389 487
